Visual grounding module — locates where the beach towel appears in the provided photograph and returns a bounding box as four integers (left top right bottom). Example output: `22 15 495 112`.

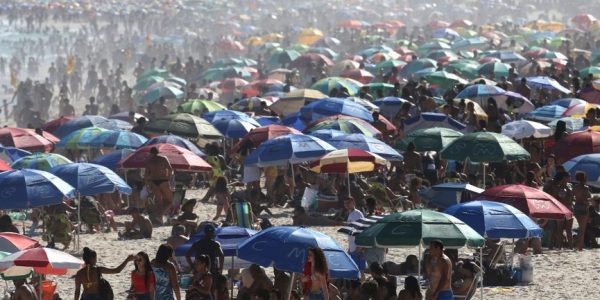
231 201 253 228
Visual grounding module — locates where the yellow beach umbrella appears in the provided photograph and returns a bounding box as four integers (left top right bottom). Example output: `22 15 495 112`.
309 148 388 174
297 28 324 45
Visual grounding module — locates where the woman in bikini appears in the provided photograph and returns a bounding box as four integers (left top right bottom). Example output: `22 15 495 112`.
573 171 592 251
74 247 134 300
212 176 231 221
303 248 330 300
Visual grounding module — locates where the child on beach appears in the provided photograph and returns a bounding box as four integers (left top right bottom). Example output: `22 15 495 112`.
213 176 231 221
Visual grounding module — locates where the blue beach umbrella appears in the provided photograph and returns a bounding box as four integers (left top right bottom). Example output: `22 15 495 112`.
420 182 485 209
142 135 205 157
563 154 600 188
50 163 131 196
90 149 136 170
212 118 259 139
202 110 260 126
525 105 567 122
244 134 335 167
54 115 120 138
0 169 75 209
549 98 587 108
309 131 403 161
525 76 571 94
445 200 543 239
404 113 466 134
175 226 257 257
237 226 359 279
548 117 585 133
82 130 147 149
281 112 308 131
255 116 280 126
456 84 506 99
0 146 31 164
372 97 414 120
300 98 374 123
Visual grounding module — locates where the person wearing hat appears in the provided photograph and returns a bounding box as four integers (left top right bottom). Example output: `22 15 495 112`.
120 208 153 240
185 224 224 276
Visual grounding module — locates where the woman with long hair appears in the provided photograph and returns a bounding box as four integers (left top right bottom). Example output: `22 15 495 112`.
130 251 155 300
212 176 231 221
573 171 592 251
303 248 330 300
75 247 134 300
187 254 213 300
151 244 181 300
397 275 422 300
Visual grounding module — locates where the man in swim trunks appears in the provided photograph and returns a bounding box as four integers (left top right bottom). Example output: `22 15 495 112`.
426 240 453 300
144 146 173 224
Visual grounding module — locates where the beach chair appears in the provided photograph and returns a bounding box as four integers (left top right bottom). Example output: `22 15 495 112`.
489 241 507 270
230 201 255 229
454 271 482 300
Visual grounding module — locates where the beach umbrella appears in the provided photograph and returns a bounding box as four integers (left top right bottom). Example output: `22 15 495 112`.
81 130 147 149
580 66 600 79
309 148 387 174
142 135 205 157
525 76 571 94
109 112 146 124
501 120 552 139
364 83 395 98
399 59 438 78
374 60 406 73
0 247 83 276
145 113 222 139
0 146 31 164
419 182 484 209
440 131 530 162
474 184 573 220
237 226 359 279
11 153 72 171
50 163 131 196
218 78 249 92
230 97 273 112
297 28 324 45
240 79 285 97
0 128 56 153
0 169 75 209
549 98 587 108
311 77 362 97
484 51 526 64
304 115 381 138
344 97 378 112
548 117 585 133
404 113 466 134
281 112 308 131
477 61 510 80
0 233 39 253
445 201 543 239
244 134 335 167
142 85 184 103
554 130 600 163
288 53 333 69
266 49 301 68
55 127 110 150
355 209 485 248
445 61 480 79
255 116 280 126
211 118 259 139
562 103 599 117
270 89 327 116
341 69 374 84
397 127 463 151
309 131 403 161
54 115 119 138
526 105 567 122
580 87 600 103
90 149 136 170
119 144 212 172
300 98 373 123
307 47 338 60
372 97 413 120
42 116 75 134
417 41 451 55
425 71 468 88
202 110 257 124
456 84 506 99
229 125 301 154
452 37 488 50
498 91 536 113
563 154 600 188
572 14 597 27
133 75 164 91
0 159 11 172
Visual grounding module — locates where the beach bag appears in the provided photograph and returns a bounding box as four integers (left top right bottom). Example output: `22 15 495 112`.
97 268 114 300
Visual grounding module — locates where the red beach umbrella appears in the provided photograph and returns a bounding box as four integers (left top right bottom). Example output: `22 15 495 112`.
554 130 600 164
0 128 56 152
230 125 302 154
42 116 74 134
118 143 212 171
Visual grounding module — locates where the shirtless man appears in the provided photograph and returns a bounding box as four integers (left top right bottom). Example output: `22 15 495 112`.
426 240 453 300
120 208 153 239
403 142 422 175
144 146 174 224
12 279 37 300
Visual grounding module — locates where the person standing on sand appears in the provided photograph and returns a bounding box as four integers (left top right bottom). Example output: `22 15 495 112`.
74 247 134 300
144 146 174 225
426 240 453 300
185 224 224 276
151 244 181 300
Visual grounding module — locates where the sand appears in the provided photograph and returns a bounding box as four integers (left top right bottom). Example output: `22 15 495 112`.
16 188 600 300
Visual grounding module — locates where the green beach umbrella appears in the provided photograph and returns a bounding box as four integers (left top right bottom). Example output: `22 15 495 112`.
266 49 301 68
477 61 510 80
145 113 222 139
133 75 164 91
141 86 184 104
425 71 468 89
396 127 464 151
287 43 310 53
440 131 530 162
374 60 407 73
417 41 451 56
307 47 338 60
11 153 73 171
365 82 395 98
445 60 480 79
311 77 362 96
177 99 227 114
356 209 485 248
55 127 111 150
580 66 600 79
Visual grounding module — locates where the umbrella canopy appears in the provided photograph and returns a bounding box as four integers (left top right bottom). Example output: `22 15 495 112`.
81 130 147 149
0 159 11 171
484 51 527 64
53 116 119 138
477 61 510 80
399 59 438 78
525 76 571 94
244 134 335 167
0 169 75 209
372 97 414 120
563 154 600 188
0 146 31 164
425 71 468 88
134 75 165 90
145 113 222 139
55 127 111 150
404 113 466 134
0 128 56 153
309 148 387 173
237 226 359 279
176 225 257 257
355 209 485 248
178 99 227 114
300 98 374 123
445 201 543 239
501 120 552 139
142 135 205 157
475 184 573 220
50 163 132 196
548 117 585 133
230 97 274 112
119 144 212 172
0 247 84 276
0 233 39 253
109 112 146 124
526 105 568 122
456 84 506 99
309 131 403 161
397 127 464 151
554 130 600 163
549 98 587 108
420 182 485 209
230 125 302 153
202 110 258 125
42 116 75 134
562 103 599 117
211 118 259 139
579 66 600 79
288 53 334 69
440 131 530 162
11 153 73 171
270 89 327 116
90 149 136 171
305 115 382 138
310 77 362 97
266 49 301 68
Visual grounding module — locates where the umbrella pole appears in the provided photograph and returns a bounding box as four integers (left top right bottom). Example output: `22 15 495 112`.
290 165 295 202
347 173 351 197
418 243 422 281
230 255 234 300
76 192 81 252
124 172 130 208
482 163 486 188
287 272 295 300
480 247 484 300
